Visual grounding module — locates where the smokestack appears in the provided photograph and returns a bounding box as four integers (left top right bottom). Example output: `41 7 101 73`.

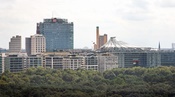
96 26 99 49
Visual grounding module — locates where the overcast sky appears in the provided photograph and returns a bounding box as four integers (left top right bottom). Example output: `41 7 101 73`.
1 0 175 49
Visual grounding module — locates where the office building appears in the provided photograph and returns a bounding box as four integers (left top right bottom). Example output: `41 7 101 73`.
42 52 70 69
37 18 74 51
26 55 43 68
5 53 27 73
63 55 83 70
44 56 63 69
9 35 21 53
26 34 46 55
99 37 161 68
83 55 98 71
160 51 175 66
98 53 118 72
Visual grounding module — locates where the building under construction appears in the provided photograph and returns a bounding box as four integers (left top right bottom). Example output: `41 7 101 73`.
98 37 161 68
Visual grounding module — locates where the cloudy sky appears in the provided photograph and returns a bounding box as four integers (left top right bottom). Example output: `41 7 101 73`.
1 0 175 49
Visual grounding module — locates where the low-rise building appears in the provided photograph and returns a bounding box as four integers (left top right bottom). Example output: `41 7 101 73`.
5 53 27 73
98 53 118 72
63 55 83 70
26 55 43 68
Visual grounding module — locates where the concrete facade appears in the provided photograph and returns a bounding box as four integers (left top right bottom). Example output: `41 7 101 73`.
9 35 21 53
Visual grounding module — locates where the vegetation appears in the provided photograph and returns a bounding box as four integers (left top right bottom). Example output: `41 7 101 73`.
1 66 175 97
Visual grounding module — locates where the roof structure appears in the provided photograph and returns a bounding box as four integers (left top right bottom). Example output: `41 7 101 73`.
100 37 138 48
99 37 152 52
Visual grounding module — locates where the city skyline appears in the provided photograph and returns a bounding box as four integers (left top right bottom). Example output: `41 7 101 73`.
1 0 175 49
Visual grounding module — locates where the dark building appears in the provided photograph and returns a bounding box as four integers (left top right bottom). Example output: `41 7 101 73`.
160 51 175 66
37 18 74 51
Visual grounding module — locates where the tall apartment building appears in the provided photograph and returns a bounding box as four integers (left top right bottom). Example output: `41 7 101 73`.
26 34 46 55
94 26 107 50
9 35 21 53
37 18 74 51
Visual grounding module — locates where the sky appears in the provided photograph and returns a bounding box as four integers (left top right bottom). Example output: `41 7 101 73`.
1 0 175 49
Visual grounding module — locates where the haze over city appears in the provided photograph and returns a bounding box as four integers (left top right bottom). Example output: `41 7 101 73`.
1 0 175 49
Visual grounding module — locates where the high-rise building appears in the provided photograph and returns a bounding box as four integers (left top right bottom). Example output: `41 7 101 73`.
94 26 107 50
37 18 74 51
9 35 21 53
26 34 46 55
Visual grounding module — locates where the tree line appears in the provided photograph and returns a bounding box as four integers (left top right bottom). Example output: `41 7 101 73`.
1 66 175 97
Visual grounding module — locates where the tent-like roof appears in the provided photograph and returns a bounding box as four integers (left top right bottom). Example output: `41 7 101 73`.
100 37 137 49
99 37 152 52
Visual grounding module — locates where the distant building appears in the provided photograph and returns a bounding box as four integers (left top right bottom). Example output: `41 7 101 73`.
63 55 83 70
26 34 46 55
37 18 74 51
160 51 175 66
94 26 107 50
9 35 21 53
99 37 161 68
98 53 118 72
172 43 175 50
5 53 27 73
44 56 63 69
83 55 98 71
0 48 7 53
26 55 43 68
0 53 5 74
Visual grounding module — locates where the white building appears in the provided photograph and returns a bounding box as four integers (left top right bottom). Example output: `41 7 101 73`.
63 55 83 70
9 35 21 53
98 53 118 72
26 34 46 55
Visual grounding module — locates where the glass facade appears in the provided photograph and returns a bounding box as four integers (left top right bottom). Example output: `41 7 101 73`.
161 52 175 66
37 18 74 52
